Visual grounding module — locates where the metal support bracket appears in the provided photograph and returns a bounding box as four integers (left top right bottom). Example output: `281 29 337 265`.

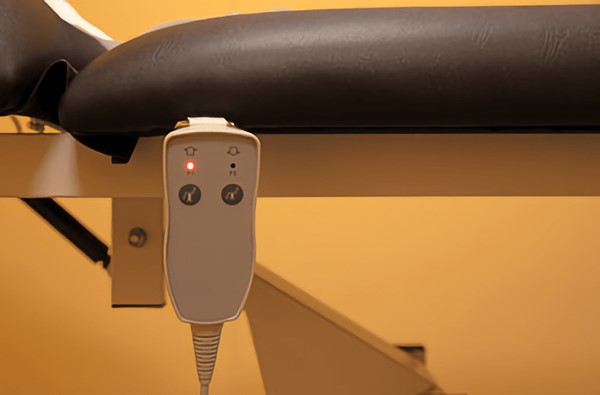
110 198 165 307
22 197 110 267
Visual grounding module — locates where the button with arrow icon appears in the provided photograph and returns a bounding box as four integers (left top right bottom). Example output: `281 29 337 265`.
178 184 201 205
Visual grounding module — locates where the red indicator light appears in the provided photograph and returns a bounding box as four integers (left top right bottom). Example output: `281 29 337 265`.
185 160 197 172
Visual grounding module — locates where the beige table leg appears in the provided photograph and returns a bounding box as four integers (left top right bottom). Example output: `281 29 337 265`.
246 264 446 395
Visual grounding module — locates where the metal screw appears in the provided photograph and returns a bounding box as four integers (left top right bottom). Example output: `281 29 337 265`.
128 227 147 248
27 118 46 133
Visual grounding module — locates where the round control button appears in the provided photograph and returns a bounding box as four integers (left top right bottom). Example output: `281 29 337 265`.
179 184 201 205
221 184 244 205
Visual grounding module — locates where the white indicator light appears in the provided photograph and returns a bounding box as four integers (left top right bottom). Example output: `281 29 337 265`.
185 160 197 172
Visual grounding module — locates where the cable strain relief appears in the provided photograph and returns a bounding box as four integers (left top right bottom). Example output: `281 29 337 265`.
191 323 223 392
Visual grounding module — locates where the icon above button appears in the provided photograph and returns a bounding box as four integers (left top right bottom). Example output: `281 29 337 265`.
227 146 241 156
184 146 197 156
221 184 244 205
179 184 201 205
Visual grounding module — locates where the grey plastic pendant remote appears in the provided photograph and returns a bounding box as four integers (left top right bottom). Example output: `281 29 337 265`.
163 118 260 325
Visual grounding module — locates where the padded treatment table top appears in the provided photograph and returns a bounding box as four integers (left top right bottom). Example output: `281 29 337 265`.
60 6 600 139
0 0 106 124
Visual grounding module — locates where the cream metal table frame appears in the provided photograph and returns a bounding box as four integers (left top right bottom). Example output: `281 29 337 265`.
3 130 599 394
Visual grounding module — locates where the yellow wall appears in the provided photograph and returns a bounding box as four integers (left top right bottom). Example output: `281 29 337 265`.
2 1 600 394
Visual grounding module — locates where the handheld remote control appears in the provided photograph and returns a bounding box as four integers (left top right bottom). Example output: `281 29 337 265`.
164 118 260 325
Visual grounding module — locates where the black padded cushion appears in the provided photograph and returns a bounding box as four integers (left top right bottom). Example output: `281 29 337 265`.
61 6 600 137
0 0 106 124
